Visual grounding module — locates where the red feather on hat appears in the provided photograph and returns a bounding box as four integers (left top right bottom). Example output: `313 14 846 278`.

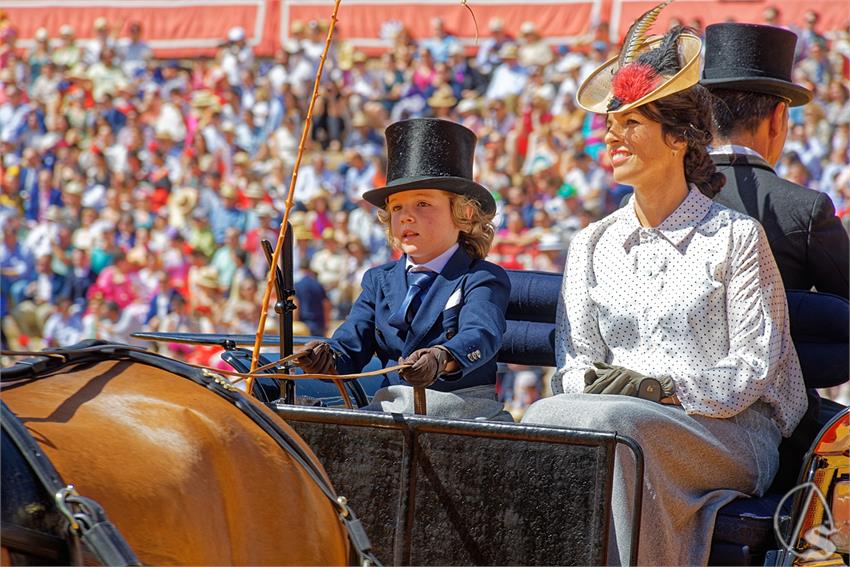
611 63 661 104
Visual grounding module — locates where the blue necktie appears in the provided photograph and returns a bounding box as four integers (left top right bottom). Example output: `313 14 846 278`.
388 269 437 332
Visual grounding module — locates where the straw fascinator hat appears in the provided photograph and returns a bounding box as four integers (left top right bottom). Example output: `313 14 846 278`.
577 1 702 114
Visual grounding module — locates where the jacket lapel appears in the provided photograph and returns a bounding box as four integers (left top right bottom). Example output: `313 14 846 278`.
403 247 472 353
380 258 408 327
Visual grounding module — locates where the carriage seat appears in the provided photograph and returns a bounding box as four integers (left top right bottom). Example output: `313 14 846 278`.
498 270 850 566
499 270 850 389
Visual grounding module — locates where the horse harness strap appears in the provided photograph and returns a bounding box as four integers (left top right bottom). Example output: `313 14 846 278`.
3 341 381 566
0 401 141 566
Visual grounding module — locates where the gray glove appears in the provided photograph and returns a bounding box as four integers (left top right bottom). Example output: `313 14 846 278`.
583 362 674 402
297 340 337 375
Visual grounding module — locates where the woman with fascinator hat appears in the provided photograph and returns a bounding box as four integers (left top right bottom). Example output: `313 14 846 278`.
521 4 807 564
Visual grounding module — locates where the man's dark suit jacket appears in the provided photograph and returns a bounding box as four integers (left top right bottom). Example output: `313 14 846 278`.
712 152 849 298
713 151 848 491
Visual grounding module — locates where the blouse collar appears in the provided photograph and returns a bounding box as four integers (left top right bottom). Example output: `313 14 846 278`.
617 185 713 249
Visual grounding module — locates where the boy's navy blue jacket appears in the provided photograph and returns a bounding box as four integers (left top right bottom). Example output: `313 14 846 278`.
329 246 511 392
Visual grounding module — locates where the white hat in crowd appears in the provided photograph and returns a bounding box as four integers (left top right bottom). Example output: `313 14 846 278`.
228 26 246 42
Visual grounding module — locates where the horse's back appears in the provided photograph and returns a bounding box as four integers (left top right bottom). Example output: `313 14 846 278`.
2 358 349 566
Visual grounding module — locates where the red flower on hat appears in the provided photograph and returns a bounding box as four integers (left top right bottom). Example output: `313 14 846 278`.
611 63 661 107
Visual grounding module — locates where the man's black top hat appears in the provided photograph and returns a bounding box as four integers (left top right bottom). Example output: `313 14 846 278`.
700 23 812 107
362 118 496 214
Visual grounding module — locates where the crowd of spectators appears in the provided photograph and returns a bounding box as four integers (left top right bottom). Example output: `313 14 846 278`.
1 8 848 411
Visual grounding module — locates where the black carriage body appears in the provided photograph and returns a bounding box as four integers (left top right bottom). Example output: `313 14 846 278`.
275 405 643 566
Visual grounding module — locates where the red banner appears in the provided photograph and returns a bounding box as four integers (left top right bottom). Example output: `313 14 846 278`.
1 0 847 58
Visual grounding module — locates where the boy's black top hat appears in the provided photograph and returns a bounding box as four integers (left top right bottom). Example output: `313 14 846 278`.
700 23 812 107
363 118 496 215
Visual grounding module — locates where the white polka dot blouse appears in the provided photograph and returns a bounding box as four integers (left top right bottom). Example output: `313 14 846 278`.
554 187 808 437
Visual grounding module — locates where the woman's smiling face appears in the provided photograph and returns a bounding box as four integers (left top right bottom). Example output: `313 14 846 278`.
604 108 683 189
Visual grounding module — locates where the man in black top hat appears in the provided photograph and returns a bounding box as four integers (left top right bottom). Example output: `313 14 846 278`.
701 23 848 298
702 23 848 496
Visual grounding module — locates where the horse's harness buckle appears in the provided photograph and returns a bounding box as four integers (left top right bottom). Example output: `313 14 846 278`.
55 485 82 533
336 495 351 518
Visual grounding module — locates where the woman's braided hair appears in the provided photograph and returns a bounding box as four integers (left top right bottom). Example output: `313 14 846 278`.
636 84 726 198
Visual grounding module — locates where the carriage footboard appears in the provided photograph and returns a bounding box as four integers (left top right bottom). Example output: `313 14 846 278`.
275 405 643 566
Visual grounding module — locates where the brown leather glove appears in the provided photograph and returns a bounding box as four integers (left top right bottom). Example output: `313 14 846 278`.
298 340 337 375
399 346 452 388
583 362 674 402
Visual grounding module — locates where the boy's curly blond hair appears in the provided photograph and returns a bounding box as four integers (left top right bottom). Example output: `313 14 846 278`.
376 192 496 260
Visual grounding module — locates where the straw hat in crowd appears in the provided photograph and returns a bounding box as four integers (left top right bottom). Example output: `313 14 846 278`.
220 183 238 199
168 186 199 227
427 86 458 109
190 90 221 111
195 266 223 291
351 112 370 128
245 182 265 200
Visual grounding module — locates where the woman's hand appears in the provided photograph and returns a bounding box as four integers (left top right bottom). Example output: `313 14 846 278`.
584 363 674 402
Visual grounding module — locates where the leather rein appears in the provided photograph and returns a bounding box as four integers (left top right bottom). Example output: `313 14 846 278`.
4 346 410 410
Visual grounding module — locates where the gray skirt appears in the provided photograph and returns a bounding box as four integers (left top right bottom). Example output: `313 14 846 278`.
521 394 781 566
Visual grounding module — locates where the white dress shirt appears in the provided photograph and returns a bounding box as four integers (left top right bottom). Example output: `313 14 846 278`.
555 187 807 437
406 243 459 274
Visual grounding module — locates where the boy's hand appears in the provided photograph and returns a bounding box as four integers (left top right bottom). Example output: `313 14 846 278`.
298 340 337 375
399 346 451 388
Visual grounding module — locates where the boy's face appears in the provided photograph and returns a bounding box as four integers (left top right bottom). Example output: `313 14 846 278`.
388 190 460 264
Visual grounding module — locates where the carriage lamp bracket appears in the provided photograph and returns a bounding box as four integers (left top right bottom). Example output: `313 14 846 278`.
275 289 297 315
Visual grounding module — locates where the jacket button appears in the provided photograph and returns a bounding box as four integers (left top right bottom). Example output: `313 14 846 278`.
446 330 456 339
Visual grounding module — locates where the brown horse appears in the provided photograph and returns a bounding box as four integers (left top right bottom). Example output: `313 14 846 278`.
1 345 354 565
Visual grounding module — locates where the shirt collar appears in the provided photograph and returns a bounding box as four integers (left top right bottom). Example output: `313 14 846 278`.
617 186 713 249
710 144 765 160
405 242 459 273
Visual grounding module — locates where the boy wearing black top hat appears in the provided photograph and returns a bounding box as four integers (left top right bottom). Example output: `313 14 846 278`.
298 118 512 420
701 23 848 298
